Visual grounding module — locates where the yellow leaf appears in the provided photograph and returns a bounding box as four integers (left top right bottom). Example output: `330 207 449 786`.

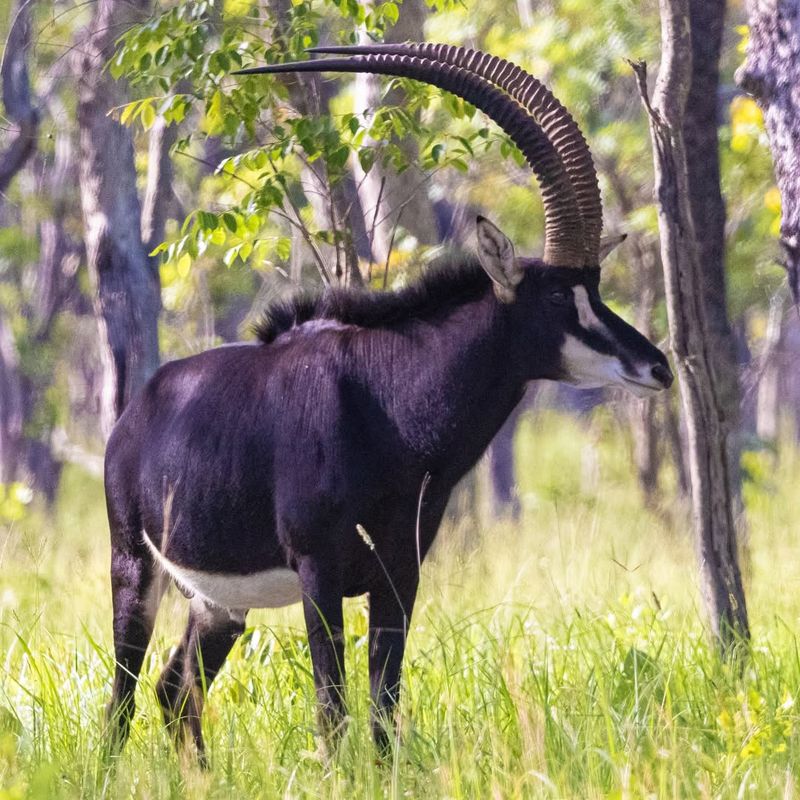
730 96 763 129
764 186 782 213
730 133 752 153
177 252 192 277
736 24 750 54
224 0 251 15
140 101 155 131
204 90 225 136
160 262 177 286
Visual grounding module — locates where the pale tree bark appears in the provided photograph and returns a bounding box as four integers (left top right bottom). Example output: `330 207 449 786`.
141 116 181 254
684 0 744 516
631 0 749 648
74 0 160 437
516 0 534 27
737 0 800 303
351 0 439 270
269 0 366 287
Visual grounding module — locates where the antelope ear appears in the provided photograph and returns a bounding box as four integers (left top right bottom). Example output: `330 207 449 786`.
598 233 627 262
476 216 522 303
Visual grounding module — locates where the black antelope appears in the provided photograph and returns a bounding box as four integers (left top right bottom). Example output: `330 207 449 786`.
104 42 672 760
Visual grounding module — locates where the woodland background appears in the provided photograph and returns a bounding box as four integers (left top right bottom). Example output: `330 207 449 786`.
2 0 800 797
0 0 793 515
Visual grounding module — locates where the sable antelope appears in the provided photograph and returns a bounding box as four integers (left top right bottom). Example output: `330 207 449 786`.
104 42 673 759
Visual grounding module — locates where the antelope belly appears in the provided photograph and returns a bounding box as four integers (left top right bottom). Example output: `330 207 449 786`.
143 531 302 609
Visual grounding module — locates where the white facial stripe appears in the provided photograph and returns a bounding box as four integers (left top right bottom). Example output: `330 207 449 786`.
562 288 668 397
560 334 621 388
572 285 604 332
143 530 302 611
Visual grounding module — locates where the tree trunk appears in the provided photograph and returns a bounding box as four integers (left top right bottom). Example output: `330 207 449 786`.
18 109 81 502
488 402 522 521
663 391 691 497
604 160 665 506
737 1 800 303
684 0 744 516
74 0 161 438
0 0 38 195
755 292 785 443
0 0 36 484
0 316 23 484
351 0 440 269
269 0 366 287
141 116 181 254
0 0 59 496
631 0 750 649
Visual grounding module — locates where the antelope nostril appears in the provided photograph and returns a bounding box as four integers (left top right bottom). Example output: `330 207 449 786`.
651 363 673 388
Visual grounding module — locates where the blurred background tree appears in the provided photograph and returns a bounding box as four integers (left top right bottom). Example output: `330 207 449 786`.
0 0 790 533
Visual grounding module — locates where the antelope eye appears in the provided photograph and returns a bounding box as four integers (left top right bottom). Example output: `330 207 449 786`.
548 289 570 306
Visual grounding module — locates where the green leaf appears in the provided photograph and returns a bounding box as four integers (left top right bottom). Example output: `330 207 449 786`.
222 212 238 233
276 237 291 261
358 147 376 174
140 101 156 130
205 89 225 136
120 102 137 127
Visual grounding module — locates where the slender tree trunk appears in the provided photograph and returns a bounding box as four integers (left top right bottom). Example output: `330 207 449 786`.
786 316 800 442
684 0 744 516
0 0 39 489
141 116 181 254
74 0 160 437
488 402 522 521
738 1 800 303
516 0 534 27
631 0 749 648
18 111 81 502
663 392 691 496
351 0 440 269
269 0 366 287
0 0 38 194
0 316 23 483
604 160 665 505
631 276 661 506
756 293 785 442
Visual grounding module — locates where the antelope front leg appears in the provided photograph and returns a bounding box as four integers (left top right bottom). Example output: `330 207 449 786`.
299 555 346 743
368 576 418 753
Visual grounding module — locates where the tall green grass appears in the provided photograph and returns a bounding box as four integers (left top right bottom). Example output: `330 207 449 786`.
1 408 799 798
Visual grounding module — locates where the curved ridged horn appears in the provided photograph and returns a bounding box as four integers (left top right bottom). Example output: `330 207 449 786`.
235 53 585 267
308 43 602 266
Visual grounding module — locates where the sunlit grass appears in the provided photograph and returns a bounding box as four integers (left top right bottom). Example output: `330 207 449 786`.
1 408 799 798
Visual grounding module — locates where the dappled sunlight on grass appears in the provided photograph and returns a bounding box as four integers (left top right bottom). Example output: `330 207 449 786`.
1 409 800 797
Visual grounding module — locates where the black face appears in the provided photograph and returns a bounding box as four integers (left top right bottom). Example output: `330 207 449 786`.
508 262 673 395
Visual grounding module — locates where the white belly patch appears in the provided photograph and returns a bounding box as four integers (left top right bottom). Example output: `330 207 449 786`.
142 531 302 610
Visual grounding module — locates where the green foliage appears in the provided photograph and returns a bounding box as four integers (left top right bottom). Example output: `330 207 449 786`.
0 482 33 523
2 418 800 796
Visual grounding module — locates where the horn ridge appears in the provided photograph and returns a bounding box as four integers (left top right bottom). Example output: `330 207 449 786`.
236 53 585 266
308 42 602 266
